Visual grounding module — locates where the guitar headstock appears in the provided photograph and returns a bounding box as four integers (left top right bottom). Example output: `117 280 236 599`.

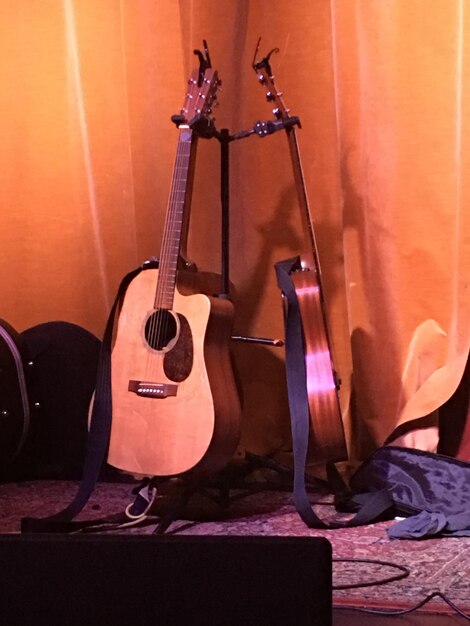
251 39 301 139
252 41 291 122
176 41 220 132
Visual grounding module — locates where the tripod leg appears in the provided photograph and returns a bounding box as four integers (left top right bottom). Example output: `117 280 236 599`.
152 479 199 535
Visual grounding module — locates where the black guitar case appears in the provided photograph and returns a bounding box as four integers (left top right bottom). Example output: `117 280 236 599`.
1 320 101 482
0 319 30 473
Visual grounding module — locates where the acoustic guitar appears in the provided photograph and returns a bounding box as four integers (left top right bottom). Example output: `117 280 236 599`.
107 55 241 478
253 48 347 464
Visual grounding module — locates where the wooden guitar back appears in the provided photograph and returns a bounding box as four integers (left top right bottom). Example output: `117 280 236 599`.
292 270 347 463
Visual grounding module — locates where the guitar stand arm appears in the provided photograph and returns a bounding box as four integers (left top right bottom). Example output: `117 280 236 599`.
192 115 297 300
229 116 301 141
231 335 284 347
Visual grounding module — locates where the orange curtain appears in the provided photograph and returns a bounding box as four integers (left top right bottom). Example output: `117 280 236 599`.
0 1 468 466
330 0 470 457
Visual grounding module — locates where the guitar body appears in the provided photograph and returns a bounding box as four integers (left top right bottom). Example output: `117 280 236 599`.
292 266 347 463
108 268 241 477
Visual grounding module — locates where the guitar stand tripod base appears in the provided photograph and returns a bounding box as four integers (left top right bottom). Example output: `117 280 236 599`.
148 473 235 536
144 453 329 535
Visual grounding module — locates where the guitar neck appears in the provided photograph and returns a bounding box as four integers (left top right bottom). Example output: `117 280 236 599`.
285 127 321 273
155 127 197 310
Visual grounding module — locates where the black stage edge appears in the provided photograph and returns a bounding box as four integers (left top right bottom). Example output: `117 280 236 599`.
0 534 332 626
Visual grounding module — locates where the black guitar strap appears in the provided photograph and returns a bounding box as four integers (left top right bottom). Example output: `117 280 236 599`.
275 259 399 530
21 261 157 533
274 257 329 528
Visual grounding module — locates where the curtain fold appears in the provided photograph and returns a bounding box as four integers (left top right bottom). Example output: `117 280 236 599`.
330 0 470 456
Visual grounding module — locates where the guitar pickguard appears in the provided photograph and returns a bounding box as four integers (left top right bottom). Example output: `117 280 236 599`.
142 308 194 382
163 314 193 382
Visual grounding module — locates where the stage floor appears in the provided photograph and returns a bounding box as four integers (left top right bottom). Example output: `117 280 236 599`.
1 474 469 625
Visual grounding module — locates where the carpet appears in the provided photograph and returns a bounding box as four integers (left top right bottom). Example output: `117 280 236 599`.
1 477 470 620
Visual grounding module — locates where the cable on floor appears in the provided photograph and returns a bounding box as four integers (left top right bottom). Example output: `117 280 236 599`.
334 590 470 621
332 557 409 589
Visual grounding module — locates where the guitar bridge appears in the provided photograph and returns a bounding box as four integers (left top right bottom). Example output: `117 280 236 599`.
128 380 178 399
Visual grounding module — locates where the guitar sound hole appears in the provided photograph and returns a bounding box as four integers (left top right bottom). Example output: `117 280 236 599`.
144 309 177 351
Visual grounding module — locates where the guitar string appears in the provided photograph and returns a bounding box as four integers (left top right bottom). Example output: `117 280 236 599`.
160 72 207 364
149 133 182 377
147 74 204 386
147 129 191 383
145 132 178 380
163 132 191 353
160 134 187 354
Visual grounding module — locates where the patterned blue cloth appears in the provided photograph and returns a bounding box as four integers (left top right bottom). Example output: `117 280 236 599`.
347 446 470 539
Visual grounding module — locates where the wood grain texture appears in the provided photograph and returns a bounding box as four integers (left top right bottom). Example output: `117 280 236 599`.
108 268 241 477
292 270 347 463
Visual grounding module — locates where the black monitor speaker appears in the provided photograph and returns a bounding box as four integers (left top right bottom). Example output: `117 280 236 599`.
0 534 332 626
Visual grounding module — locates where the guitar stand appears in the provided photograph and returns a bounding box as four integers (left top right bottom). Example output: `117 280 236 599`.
208 114 295 347
151 477 204 535
147 453 329 535
148 471 241 535
146 97 309 535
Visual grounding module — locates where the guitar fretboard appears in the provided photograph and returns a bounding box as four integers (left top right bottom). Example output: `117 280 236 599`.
154 128 194 310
